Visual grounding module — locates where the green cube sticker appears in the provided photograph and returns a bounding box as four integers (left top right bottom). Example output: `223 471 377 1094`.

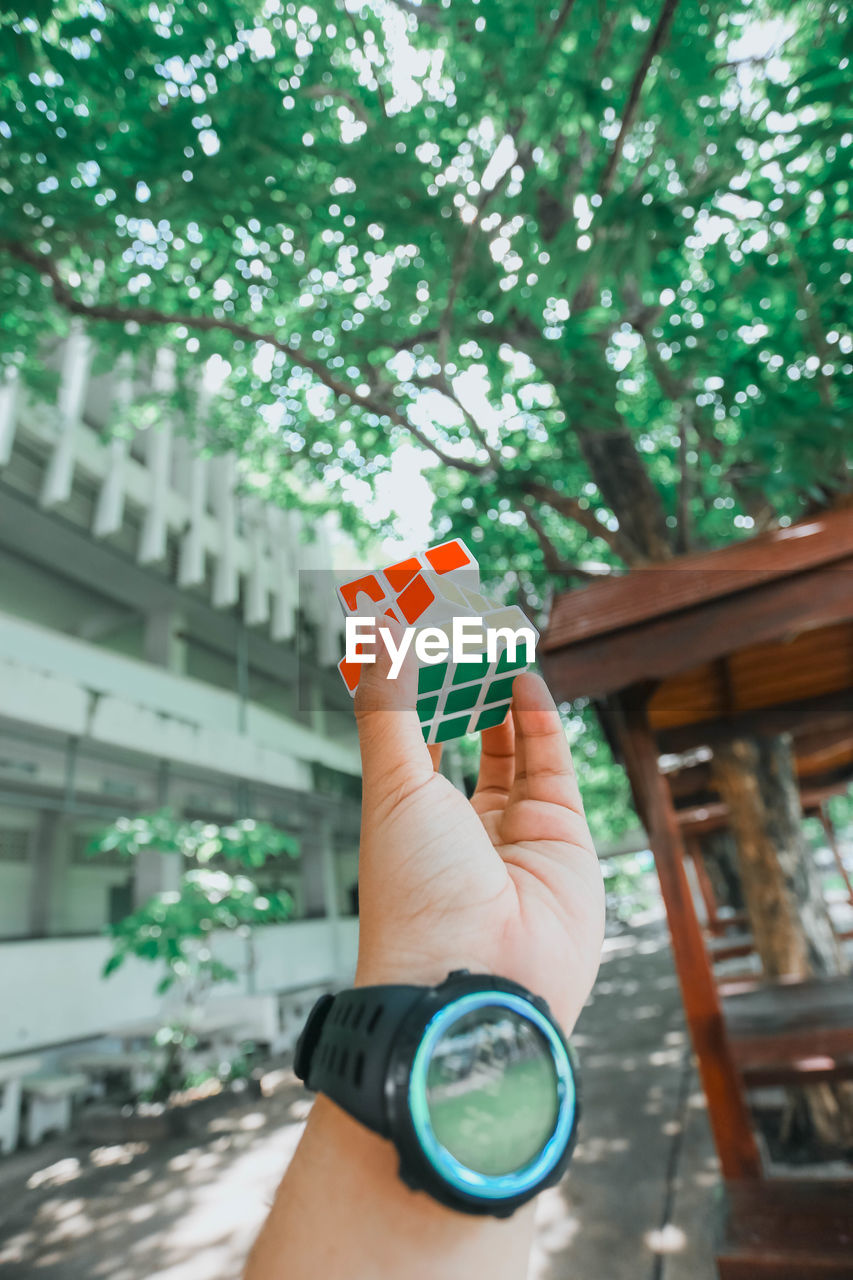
417 696 438 722
434 714 472 743
420 721 433 741
418 661 447 694
452 655 489 684
476 704 509 732
484 675 516 705
496 648 525 675
444 683 480 714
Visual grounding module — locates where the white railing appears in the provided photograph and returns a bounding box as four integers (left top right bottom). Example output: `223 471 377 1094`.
1 328 343 664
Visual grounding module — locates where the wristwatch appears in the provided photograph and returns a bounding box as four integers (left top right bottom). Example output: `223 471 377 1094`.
294 969 580 1218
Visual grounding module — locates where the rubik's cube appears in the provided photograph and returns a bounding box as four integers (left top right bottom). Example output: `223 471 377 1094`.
336 539 538 744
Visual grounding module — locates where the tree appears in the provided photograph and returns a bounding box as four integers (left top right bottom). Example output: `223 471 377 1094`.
1 0 849 562
91 811 299 1098
2 0 852 1133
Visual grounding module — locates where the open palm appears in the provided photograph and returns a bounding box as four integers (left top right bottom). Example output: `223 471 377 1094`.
353 636 604 1034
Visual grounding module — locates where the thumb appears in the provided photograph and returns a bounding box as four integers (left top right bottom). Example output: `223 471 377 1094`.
353 617 433 799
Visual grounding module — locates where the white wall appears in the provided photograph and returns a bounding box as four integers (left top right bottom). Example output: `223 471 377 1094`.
0 920 359 1056
54 866 132 936
0 863 31 939
0 610 360 790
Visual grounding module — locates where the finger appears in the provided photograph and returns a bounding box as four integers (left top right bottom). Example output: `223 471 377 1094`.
428 744 443 772
472 712 515 815
354 617 433 797
505 673 586 818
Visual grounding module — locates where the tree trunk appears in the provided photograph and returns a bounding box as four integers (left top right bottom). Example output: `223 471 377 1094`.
712 732 853 1152
711 734 844 979
698 828 745 914
576 426 673 563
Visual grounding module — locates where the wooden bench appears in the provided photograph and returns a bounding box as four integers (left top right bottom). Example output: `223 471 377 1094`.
722 973 853 1097
708 932 756 963
22 1073 88 1145
704 911 750 938
741 1054 853 1089
723 974 853 1065
717 1179 853 1278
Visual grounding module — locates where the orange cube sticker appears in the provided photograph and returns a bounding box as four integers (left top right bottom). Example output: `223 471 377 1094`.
397 574 435 623
425 540 471 574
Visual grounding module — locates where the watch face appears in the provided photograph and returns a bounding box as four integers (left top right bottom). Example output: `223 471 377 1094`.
422 1005 560 1177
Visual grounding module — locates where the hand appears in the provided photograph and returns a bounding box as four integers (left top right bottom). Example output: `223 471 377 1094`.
353 623 605 1033
245 626 603 1279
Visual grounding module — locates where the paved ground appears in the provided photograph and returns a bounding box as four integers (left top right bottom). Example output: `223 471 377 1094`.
0 921 719 1280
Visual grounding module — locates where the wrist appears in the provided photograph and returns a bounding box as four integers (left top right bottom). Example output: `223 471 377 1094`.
354 951 482 990
296 971 579 1223
248 1095 537 1280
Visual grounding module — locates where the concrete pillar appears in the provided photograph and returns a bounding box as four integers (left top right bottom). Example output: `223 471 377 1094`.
27 811 62 938
41 322 92 508
179 454 208 588
244 498 270 627
309 678 328 735
319 815 342 979
302 827 329 920
211 452 239 608
0 368 19 467
268 506 296 643
138 420 173 564
144 608 187 673
93 357 133 537
134 847 180 909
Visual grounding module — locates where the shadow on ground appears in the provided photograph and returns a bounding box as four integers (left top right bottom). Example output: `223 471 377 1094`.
0 921 718 1280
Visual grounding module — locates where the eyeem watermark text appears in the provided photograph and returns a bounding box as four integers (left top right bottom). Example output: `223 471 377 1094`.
345 616 536 679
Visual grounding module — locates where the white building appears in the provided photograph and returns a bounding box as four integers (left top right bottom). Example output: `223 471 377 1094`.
0 327 362 1063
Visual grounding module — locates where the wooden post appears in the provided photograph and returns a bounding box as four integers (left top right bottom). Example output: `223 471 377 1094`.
688 836 723 934
613 687 762 1180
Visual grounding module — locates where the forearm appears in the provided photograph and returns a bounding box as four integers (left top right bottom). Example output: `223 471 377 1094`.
244 1095 536 1280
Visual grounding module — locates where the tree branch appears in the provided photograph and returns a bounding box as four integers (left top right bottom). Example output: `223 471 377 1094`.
789 249 834 409
7 241 648 563
524 479 640 565
409 370 503 469
636 323 778 535
523 502 610 580
676 405 692 554
542 0 578 57
437 116 539 370
302 85 373 126
3 240 490 477
597 0 681 197
344 9 388 119
437 0 584 366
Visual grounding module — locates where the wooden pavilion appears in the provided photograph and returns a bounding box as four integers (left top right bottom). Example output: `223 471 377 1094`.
540 508 853 1278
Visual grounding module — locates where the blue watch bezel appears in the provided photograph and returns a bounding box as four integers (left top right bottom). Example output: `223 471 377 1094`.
407 989 577 1201
386 972 580 1218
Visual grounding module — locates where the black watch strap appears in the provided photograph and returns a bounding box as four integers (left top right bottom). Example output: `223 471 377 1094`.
294 985 423 1137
